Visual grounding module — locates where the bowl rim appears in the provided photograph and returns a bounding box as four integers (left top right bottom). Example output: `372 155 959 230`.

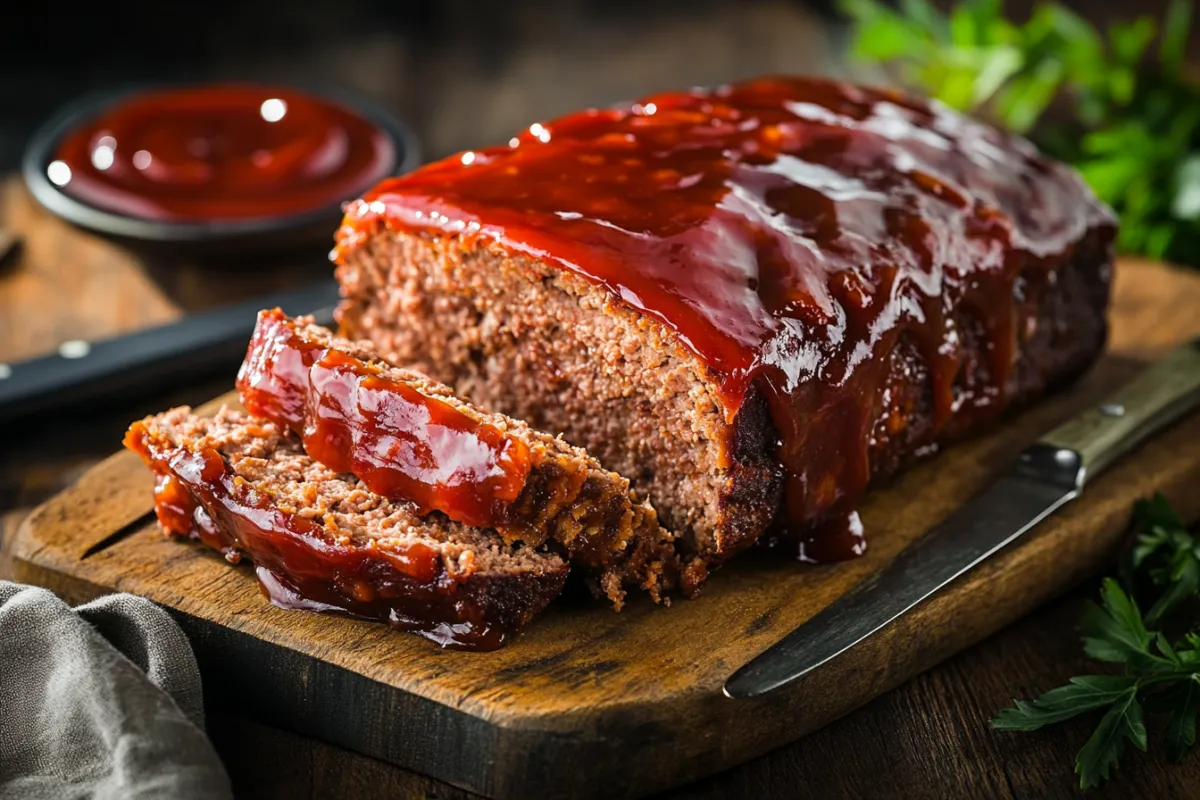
21 80 421 244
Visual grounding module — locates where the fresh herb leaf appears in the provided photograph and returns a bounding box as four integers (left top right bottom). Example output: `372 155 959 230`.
1075 690 1147 789
992 675 1139 730
1146 552 1200 626
840 0 1200 267
990 494 1200 788
995 59 1065 133
898 0 947 38
1080 579 1159 666
1123 492 1200 625
842 0 934 62
1183 633 1200 662
1160 676 1200 762
1107 17 1155 72
1134 493 1188 533
1155 632 1182 666
969 46 1025 107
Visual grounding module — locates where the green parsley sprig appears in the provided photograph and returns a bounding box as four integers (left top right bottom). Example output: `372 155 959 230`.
991 495 1200 789
839 0 1200 266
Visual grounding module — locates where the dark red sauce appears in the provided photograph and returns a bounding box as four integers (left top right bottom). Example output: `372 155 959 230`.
762 509 868 563
237 309 533 528
51 85 394 222
335 75 1115 557
124 420 533 650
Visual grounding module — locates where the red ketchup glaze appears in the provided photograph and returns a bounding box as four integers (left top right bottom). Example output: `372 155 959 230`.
237 309 532 528
51 85 394 222
124 421 519 650
335 75 1115 560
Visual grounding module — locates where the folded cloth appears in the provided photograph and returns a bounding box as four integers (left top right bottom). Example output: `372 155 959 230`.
0 581 231 799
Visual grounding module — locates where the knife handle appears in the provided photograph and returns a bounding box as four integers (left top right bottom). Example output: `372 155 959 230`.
1040 338 1200 481
0 281 340 425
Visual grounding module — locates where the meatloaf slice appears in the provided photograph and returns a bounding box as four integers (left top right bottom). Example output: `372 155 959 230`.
236 308 685 605
332 75 1115 569
124 407 568 650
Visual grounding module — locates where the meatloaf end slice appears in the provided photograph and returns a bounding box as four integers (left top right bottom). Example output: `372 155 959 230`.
123 407 568 650
237 309 686 606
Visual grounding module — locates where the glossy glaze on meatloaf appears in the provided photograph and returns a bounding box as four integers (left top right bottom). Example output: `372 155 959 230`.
332 75 1115 566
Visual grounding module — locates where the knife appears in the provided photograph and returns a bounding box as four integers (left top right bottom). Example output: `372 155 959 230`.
724 338 1200 699
0 279 341 424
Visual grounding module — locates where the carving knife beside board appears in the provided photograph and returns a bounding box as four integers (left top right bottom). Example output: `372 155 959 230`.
726 338 1200 699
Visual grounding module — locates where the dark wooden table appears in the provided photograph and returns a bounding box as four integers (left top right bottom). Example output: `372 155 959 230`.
3 2 1200 794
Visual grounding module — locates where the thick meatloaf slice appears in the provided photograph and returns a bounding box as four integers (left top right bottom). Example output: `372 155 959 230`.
124 407 568 650
237 308 685 605
333 75 1115 568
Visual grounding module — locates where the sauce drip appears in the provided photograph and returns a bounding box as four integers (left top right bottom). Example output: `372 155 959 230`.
51 85 394 222
237 309 533 528
335 75 1115 543
760 510 869 563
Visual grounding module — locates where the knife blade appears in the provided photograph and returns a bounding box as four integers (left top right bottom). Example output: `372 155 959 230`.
724 338 1200 699
0 279 341 424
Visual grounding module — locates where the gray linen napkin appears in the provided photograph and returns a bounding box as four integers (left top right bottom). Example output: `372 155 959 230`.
0 581 231 799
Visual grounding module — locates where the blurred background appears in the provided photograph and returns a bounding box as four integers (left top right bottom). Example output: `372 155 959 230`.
0 0 844 170
1 0 1182 170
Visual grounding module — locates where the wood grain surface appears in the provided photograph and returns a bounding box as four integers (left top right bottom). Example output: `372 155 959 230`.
11 258 1200 797
0 182 178 364
3 1 1200 791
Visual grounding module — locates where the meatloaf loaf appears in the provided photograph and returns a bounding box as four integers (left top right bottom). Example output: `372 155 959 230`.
237 308 686 605
333 75 1116 566
125 407 568 649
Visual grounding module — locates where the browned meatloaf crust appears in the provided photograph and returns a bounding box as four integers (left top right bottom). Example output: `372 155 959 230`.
124 407 568 649
237 308 684 606
332 75 1115 571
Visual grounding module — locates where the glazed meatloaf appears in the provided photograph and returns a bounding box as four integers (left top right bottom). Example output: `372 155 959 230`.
237 308 685 604
125 407 568 649
333 75 1116 566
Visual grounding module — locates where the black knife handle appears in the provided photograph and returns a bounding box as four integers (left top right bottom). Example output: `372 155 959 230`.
0 280 341 424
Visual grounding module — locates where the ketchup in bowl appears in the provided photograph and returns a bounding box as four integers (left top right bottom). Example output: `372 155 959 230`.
37 84 402 229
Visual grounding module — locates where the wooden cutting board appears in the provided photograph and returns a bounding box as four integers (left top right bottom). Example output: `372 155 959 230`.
12 261 1200 800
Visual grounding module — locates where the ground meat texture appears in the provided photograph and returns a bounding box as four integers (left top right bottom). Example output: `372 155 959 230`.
124 407 569 650
236 309 684 606
332 75 1115 569
336 237 763 563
